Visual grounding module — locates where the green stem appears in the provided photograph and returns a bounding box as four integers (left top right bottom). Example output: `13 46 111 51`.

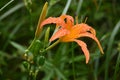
113 52 120 80
72 42 76 80
45 39 60 51
27 37 37 50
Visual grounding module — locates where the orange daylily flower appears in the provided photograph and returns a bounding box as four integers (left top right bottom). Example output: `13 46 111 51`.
40 15 104 63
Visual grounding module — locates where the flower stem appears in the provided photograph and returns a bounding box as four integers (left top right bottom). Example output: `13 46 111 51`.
72 42 76 80
45 39 60 51
27 37 37 50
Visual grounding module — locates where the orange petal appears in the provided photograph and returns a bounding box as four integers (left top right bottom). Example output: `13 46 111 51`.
74 39 90 64
72 23 96 35
40 17 66 28
60 15 74 23
50 28 69 42
78 32 104 54
60 15 74 29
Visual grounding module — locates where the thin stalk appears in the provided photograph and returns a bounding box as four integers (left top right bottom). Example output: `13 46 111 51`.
62 0 72 14
76 0 83 15
45 39 60 51
113 52 120 80
0 0 14 11
72 43 76 80
27 37 37 50
94 52 100 80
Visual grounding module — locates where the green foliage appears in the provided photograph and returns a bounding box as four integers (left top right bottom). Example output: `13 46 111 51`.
0 0 120 80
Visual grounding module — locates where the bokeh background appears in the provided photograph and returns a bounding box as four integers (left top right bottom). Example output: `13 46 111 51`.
0 0 120 80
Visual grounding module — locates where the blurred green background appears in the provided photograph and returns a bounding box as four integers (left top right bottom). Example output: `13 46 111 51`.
0 0 120 80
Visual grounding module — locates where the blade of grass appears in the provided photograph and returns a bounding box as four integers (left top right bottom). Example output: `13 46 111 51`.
93 50 101 80
105 20 120 80
0 2 24 21
10 41 26 53
76 0 83 15
0 0 14 11
62 0 71 14
113 51 120 80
